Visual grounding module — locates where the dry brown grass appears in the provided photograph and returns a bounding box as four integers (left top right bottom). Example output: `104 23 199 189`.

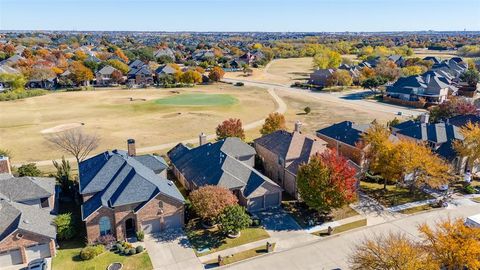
0 84 275 163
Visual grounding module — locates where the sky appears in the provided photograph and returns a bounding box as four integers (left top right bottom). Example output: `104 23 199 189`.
0 0 479 32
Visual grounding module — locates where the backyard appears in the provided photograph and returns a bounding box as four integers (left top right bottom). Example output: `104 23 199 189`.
0 84 275 164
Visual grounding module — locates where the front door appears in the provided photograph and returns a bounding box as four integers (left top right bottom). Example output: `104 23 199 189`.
125 218 136 238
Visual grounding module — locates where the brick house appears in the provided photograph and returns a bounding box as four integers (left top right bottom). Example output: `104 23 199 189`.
79 139 185 243
168 136 282 212
253 122 328 199
0 171 57 266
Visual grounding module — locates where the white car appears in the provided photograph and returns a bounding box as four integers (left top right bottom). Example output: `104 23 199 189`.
465 214 480 228
27 258 48 270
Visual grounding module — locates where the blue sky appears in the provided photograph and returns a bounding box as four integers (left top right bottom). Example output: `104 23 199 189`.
1 0 479 32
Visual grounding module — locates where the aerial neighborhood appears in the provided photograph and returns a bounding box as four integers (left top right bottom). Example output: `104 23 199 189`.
1 29 480 270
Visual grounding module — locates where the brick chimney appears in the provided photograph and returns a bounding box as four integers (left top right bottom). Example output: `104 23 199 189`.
127 139 136 156
294 121 302 133
0 156 11 174
199 132 207 146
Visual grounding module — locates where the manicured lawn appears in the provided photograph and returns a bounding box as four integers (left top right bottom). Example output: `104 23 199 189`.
312 219 367 237
52 240 153 270
186 219 270 256
154 93 238 106
398 204 433 215
282 202 360 228
360 181 434 207
204 244 275 266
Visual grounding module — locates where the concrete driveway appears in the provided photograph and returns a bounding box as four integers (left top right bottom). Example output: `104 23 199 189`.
144 230 202 270
0 258 52 270
254 207 301 232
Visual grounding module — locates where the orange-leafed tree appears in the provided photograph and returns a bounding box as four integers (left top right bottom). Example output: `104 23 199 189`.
208 66 225 82
189 185 238 223
297 149 357 214
260 112 286 135
215 118 245 141
114 48 129 63
69 61 93 86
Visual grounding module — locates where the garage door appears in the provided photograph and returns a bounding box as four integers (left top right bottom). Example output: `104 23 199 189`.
0 249 22 266
142 219 161 234
248 197 264 212
163 214 183 230
265 193 280 208
26 243 50 261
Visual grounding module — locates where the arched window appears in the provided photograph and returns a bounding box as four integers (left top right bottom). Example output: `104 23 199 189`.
99 216 112 236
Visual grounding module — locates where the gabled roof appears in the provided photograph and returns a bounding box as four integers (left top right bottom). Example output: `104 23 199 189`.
97 65 118 75
317 121 370 147
448 114 480 128
0 64 20 75
79 150 184 220
168 138 280 198
0 176 55 202
0 200 56 242
396 122 463 144
155 64 177 75
254 130 328 174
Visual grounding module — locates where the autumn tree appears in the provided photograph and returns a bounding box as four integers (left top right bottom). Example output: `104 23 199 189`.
189 186 238 223
69 61 94 86
350 233 432 270
429 97 477 122
105 59 129 74
114 48 129 63
326 70 353 87
359 67 376 82
216 118 245 141
30 66 56 87
401 65 427 77
180 70 202 84
260 113 286 135
361 76 388 93
313 48 342 69
208 66 225 82
297 149 357 214
374 60 401 81
460 69 480 87
453 122 480 171
45 128 100 166
111 70 124 84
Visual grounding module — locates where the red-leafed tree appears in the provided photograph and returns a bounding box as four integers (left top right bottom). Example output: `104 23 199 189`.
297 149 357 214
430 97 478 122
189 185 238 223
215 118 245 141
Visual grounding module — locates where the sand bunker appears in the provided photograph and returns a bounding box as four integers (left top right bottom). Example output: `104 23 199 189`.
40 123 84 134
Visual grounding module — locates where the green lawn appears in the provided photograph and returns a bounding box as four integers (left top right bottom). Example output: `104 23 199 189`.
360 181 433 207
282 202 360 228
398 204 433 215
312 219 367 237
52 241 153 270
154 93 238 106
186 219 270 256
204 244 275 266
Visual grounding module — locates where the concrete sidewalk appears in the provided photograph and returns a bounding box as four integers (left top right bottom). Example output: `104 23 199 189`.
305 214 366 234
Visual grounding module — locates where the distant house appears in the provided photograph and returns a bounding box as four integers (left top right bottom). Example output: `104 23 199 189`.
423 56 441 64
192 50 215 61
168 137 282 212
0 65 21 92
0 54 25 66
79 139 185 242
387 55 405 67
127 60 153 86
26 76 58 90
0 165 57 266
431 58 467 79
316 121 372 167
448 114 480 128
254 122 328 199
95 65 119 86
155 64 177 76
154 48 176 61
308 68 335 87
386 71 456 104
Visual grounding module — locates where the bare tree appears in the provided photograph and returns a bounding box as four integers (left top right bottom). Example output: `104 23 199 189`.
46 128 99 165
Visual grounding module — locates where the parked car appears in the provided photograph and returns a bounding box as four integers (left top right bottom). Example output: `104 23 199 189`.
27 258 48 270
465 214 480 228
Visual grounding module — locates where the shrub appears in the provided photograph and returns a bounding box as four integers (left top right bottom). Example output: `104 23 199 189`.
53 213 76 240
114 243 122 251
304 107 311 114
0 89 48 102
122 242 133 249
80 245 105 260
97 234 116 249
123 248 130 256
129 248 137 255
136 231 145 242
136 246 144 253
251 218 261 227
17 163 42 177
218 205 252 235
118 246 125 253
465 185 476 194
234 82 244 87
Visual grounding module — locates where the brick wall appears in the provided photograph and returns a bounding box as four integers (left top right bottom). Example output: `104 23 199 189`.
85 207 116 243
254 143 284 186
0 230 55 264
316 133 365 166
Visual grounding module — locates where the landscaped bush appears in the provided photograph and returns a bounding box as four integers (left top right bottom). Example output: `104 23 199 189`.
251 218 261 228
97 234 116 249
129 248 137 255
114 243 122 251
80 245 105 260
123 248 131 256
136 231 145 242
136 246 144 253
465 185 476 194
53 213 76 240
118 246 125 254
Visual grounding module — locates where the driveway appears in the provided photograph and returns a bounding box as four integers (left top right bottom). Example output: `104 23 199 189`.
254 207 301 232
144 230 202 270
0 258 51 270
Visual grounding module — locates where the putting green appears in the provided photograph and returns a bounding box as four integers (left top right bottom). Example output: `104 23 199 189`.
154 93 238 106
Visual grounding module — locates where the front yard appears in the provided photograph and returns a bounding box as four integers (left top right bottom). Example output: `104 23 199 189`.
282 202 360 228
52 240 153 270
360 181 434 207
186 218 270 256
312 218 367 237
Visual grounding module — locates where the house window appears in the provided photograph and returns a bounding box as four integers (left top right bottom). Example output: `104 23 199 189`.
99 216 112 236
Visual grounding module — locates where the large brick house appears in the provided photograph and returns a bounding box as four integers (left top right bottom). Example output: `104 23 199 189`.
168 136 282 212
253 122 328 199
0 170 57 266
79 140 185 243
